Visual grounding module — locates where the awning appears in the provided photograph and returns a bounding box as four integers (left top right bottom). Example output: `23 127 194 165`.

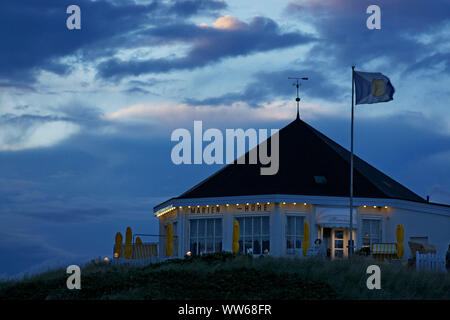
315 207 358 229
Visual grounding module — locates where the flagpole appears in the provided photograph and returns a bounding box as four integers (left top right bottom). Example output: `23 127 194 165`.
349 65 355 257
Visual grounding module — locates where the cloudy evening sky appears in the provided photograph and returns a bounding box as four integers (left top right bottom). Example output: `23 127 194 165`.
0 0 449 278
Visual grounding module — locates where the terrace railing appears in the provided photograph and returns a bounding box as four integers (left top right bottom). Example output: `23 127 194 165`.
112 242 159 265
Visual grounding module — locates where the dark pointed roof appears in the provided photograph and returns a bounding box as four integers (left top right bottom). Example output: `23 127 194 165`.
175 118 425 203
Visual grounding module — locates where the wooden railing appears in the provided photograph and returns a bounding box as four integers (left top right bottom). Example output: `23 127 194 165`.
113 243 158 259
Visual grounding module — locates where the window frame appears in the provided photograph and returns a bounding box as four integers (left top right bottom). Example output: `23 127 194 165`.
234 214 270 256
333 228 345 258
360 217 382 248
285 214 306 255
188 216 223 256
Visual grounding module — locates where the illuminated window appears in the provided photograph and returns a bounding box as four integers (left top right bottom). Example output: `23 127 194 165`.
334 229 344 258
235 216 270 255
189 218 222 256
286 216 304 255
361 219 381 248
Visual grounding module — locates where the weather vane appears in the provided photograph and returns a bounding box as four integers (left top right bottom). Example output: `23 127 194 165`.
288 76 308 119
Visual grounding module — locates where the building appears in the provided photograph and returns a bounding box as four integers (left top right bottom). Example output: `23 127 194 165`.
154 117 450 260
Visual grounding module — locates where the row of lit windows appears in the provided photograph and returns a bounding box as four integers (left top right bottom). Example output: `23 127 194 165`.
185 216 307 256
182 216 383 258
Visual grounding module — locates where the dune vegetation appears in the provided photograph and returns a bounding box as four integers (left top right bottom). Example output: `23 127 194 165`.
0 252 449 300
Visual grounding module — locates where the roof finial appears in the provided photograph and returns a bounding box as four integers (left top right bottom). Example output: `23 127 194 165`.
288 76 308 120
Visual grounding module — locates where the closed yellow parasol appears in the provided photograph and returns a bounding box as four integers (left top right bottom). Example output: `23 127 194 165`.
124 227 132 259
303 221 310 256
114 232 123 258
396 224 404 259
232 220 240 254
166 222 174 257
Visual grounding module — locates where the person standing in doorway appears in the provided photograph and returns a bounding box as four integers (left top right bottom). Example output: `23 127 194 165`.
313 239 326 259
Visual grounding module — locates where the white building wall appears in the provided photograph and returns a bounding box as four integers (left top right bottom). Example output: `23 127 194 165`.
389 208 450 257
270 203 281 257
222 206 233 252
157 198 449 260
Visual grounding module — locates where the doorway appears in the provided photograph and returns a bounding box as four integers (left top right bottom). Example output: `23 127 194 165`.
333 229 345 258
329 228 356 259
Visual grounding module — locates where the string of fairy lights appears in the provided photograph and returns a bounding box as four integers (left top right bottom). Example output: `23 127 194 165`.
155 202 390 218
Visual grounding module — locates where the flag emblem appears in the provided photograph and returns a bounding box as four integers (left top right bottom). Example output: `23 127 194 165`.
371 79 386 97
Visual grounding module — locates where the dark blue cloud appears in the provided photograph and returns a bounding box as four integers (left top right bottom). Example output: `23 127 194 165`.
122 78 169 95
405 53 450 75
0 0 227 87
168 0 227 17
124 87 154 95
0 232 76 278
97 17 316 80
0 103 104 133
285 0 450 75
185 68 343 107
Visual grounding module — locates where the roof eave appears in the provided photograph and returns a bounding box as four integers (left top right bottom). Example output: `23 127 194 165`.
153 194 450 217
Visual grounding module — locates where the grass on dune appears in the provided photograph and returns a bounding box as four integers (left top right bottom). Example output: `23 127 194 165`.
0 252 449 300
